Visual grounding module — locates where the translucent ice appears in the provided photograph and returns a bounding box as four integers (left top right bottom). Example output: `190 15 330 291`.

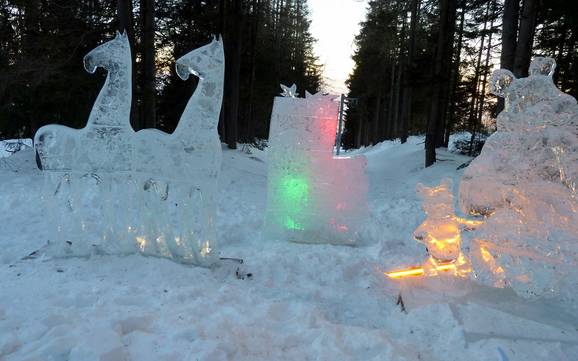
265 86 368 245
35 31 134 173
460 57 578 298
414 179 481 276
34 34 224 266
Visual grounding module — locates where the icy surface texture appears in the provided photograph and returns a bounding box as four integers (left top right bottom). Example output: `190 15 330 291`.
265 86 368 245
460 57 578 298
33 35 224 267
35 32 134 173
414 179 481 276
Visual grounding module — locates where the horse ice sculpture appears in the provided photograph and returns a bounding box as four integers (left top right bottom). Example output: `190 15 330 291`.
35 31 134 173
130 36 224 265
459 57 578 298
34 33 224 267
265 86 368 245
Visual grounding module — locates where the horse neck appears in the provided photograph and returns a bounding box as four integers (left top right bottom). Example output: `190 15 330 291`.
87 60 132 128
174 70 224 137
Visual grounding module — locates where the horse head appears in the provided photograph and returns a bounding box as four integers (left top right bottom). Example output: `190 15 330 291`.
175 35 224 81
83 31 131 74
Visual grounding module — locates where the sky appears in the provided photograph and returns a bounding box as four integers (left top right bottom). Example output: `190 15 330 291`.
308 0 368 95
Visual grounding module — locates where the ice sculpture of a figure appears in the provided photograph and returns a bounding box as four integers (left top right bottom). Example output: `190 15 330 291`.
265 85 368 245
459 57 578 298
132 36 224 266
414 179 482 277
33 34 224 267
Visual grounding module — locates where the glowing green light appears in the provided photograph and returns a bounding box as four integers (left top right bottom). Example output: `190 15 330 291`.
278 174 310 231
281 176 309 202
285 217 304 231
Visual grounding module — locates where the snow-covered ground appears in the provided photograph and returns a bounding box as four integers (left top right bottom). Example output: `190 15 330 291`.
1 137 577 360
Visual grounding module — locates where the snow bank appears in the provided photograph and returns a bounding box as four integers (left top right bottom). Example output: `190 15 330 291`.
1 134 578 360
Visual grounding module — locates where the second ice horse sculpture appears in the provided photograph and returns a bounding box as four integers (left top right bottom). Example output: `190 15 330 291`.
132 36 224 266
459 57 578 298
34 34 224 267
265 86 368 245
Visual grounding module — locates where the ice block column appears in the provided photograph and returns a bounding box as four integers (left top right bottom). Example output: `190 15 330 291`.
265 87 368 245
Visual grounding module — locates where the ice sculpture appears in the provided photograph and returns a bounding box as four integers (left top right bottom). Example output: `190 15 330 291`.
265 85 368 245
385 179 482 279
413 179 482 277
459 57 578 298
34 34 224 267
131 36 224 266
35 31 134 173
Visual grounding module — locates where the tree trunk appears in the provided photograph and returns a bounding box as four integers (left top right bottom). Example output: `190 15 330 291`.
218 0 227 140
394 4 408 140
225 0 243 149
513 0 538 77
497 0 519 112
466 0 490 154
436 0 457 148
473 2 496 152
116 0 137 130
400 0 420 144
555 22 567 89
117 0 131 33
140 0 156 129
562 31 576 97
354 117 362 148
373 93 381 144
386 62 396 139
425 0 456 167
245 0 261 142
23 0 41 137
392 61 402 139
444 0 465 147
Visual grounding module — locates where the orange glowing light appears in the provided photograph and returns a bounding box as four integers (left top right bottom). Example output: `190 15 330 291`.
385 261 458 279
388 179 483 280
479 245 505 274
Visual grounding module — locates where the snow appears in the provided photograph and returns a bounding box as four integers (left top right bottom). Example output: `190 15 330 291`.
1 137 578 360
0 139 32 159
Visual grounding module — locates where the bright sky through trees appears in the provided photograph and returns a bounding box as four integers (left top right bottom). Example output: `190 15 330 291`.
308 0 368 95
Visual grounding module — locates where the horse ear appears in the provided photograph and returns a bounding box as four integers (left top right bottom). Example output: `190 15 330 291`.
116 30 121 38
121 30 128 39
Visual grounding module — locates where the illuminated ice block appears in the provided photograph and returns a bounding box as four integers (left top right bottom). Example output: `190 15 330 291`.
459 57 578 298
413 179 481 277
34 34 224 267
265 86 368 245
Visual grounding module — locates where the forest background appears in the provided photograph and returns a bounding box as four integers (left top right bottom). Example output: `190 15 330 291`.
0 0 577 166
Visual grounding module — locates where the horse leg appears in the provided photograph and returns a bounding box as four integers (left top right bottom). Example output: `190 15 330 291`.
198 184 219 266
